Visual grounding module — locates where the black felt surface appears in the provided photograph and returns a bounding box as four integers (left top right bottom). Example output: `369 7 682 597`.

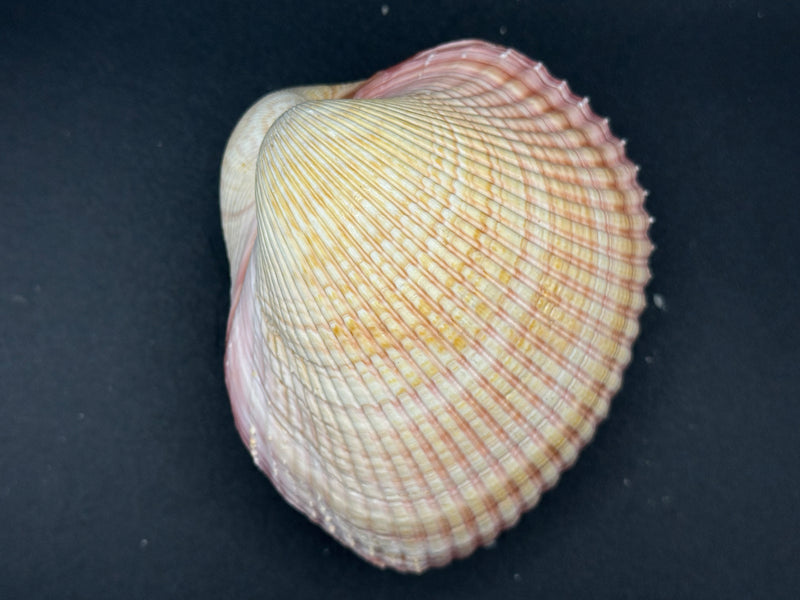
2 1 798 598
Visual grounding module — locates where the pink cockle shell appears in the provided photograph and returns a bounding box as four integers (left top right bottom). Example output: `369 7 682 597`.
219 40 651 572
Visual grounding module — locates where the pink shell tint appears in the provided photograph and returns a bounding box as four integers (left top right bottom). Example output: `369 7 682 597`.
219 40 652 572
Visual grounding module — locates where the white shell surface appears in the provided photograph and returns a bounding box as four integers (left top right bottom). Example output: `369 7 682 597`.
221 40 651 572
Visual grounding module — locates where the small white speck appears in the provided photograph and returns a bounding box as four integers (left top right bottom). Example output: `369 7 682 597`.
653 293 667 311
649 216 656 224
500 49 511 59
460 52 468 59
513 573 522 582
381 4 389 16
499 25 508 36
139 538 149 549
249 425 258 461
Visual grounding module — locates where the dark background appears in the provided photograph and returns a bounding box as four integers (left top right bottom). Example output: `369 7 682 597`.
2 1 798 598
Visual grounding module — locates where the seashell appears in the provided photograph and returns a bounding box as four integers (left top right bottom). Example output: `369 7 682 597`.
220 39 651 573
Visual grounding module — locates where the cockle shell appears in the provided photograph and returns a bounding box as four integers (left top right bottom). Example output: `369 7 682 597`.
220 40 651 573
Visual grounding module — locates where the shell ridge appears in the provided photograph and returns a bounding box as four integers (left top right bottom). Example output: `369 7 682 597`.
241 97 432 552
260 115 588 556
384 99 648 228
272 98 648 452
254 232 365 525
260 163 446 548
275 110 618 403
350 101 644 302
256 143 420 551
286 100 648 352
261 123 486 563
279 108 647 415
322 98 650 276
373 98 636 195
426 94 634 178
357 42 594 142
266 120 520 520
310 106 648 338
356 100 648 292
354 41 527 101
358 96 634 193
272 136 560 482
262 111 600 492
